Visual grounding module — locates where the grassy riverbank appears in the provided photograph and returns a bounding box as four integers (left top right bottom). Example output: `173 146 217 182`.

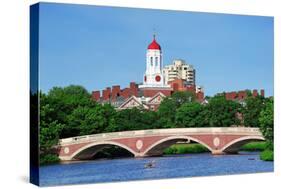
240 141 267 151
163 142 269 155
163 143 209 155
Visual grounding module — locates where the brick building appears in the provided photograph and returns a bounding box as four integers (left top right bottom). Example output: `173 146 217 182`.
223 89 265 101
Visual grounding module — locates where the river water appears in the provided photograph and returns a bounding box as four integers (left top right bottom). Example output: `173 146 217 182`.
39 152 273 186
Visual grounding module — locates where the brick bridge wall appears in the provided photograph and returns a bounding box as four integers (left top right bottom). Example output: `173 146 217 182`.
58 128 264 161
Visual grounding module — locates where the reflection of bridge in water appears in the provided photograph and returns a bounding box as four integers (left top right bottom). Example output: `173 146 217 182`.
58 127 264 161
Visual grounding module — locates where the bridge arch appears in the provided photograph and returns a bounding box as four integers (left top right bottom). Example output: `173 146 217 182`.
221 136 265 154
70 141 137 160
142 135 213 156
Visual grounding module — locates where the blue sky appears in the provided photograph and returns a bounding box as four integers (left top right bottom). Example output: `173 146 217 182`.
38 3 274 96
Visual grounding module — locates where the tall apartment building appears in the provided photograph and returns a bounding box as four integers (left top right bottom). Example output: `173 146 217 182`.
163 59 196 86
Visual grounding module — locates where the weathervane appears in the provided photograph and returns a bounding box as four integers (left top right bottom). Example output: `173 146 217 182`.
153 27 156 39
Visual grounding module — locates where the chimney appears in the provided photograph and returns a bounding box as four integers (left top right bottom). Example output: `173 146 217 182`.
112 85 121 101
92 91 100 101
102 87 111 101
253 89 258 97
260 89 265 97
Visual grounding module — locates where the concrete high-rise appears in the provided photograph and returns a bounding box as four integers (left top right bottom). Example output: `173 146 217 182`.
163 59 195 86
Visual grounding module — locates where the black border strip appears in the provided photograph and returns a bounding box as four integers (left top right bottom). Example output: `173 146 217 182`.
30 3 40 186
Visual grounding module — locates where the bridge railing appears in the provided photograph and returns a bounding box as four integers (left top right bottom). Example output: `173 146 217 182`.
59 127 262 145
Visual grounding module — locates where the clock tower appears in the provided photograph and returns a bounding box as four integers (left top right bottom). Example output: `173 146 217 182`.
140 35 169 88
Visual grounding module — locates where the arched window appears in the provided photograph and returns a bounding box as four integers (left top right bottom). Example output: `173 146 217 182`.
150 57 153 66
155 57 158 66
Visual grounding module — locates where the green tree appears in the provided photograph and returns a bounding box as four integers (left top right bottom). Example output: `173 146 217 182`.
39 92 64 164
45 85 97 137
141 110 160 129
243 96 265 127
67 103 117 135
157 98 177 128
47 85 92 125
259 98 274 147
113 108 146 131
157 91 196 128
40 93 64 150
175 102 205 127
171 91 196 108
205 96 241 127
40 120 63 153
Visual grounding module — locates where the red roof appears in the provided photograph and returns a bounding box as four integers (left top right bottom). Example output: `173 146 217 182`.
148 36 161 50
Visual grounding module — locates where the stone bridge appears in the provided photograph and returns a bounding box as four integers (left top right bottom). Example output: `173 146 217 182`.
58 127 264 161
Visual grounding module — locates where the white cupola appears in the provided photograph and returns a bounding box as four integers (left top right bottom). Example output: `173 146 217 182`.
140 35 168 88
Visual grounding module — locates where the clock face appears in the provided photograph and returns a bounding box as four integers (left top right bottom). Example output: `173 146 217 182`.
155 75 161 82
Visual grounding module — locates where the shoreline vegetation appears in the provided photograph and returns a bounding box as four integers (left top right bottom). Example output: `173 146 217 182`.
163 141 270 154
163 143 209 155
163 142 273 161
36 85 274 165
240 141 267 151
260 150 274 161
